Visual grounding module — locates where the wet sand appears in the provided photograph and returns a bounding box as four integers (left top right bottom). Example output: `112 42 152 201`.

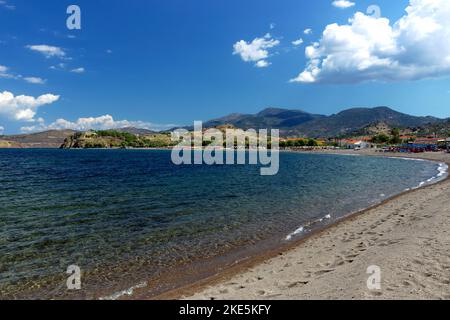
172 150 450 300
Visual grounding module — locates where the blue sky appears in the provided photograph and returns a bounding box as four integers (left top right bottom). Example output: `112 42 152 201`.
0 0 449 134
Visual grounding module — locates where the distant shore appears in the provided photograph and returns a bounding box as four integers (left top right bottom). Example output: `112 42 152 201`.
155 150 450 300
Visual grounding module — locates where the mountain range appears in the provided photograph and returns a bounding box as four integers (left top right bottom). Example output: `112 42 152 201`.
199 106 447 137
0 106 448 148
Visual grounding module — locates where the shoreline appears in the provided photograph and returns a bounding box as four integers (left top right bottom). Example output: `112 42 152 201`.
151 150 450 300
2 149 448 299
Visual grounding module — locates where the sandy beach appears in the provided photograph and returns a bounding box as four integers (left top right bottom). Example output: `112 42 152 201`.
173 150 450 300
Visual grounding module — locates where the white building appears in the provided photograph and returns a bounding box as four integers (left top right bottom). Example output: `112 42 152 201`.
344 140 371 149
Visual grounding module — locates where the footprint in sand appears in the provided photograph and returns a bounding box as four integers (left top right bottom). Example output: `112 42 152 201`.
369 291 383 297
314 269 335 276
287 281 309 288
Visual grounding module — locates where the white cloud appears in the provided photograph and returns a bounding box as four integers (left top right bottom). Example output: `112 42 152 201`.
233 34 280 67
270 23 276 30
24 77 46 84
304 28 313 35
0 0 15 10
332 0 356 9
0 126 4 134
291 0 450 84
26 45 66 58
0 65 14 78
0 65 46 84
20 115 176 133
0 91 60 122
50 63 67 70
255 60 270 68
71 67 85 74
292 38 304 46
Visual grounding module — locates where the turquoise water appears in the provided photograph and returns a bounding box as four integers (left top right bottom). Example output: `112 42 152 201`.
0 149 444 299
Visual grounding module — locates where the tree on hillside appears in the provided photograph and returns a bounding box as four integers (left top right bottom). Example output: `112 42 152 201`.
372 133 390 144
307 139 318 147
390 128 401 144
294 139 306 147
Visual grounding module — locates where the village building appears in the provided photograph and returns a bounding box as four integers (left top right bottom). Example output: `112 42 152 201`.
413 137 442 145
341 139 371 149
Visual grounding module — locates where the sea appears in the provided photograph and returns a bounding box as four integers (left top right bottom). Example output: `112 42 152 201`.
0 149 447 299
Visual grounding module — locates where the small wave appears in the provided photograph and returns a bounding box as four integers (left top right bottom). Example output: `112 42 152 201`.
285 226 304 241
339 153 362 157
417 163 448 188
320 214 332 221
437 163 448 178
285 214 332 241
99 281 147 300
387 157 426 162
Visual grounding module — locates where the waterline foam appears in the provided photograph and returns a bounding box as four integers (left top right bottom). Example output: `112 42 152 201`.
285 214 332 241
414 162 448 189
99 281 147 300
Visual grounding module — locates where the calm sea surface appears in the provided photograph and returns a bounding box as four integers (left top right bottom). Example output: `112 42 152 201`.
0 149 444 299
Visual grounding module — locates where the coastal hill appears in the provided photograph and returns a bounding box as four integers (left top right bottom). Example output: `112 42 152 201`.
199 106 445 137
115 127 156 135
292 107 442 137
0 128 161 149
60 130 173 149
0 130 76 148
202 108 326 131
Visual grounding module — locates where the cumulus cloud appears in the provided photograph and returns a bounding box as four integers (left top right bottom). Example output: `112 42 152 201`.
0 126 4 134
291 0 450 84
332 0 355 9
304 28 313 35
24 77 46 84
20 115 177 133
292 38 304 46
0 91 60 122
233 34 280 67
26 45 66 58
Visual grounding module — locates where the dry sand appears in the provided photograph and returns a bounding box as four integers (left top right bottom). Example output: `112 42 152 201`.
182 151 450 300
